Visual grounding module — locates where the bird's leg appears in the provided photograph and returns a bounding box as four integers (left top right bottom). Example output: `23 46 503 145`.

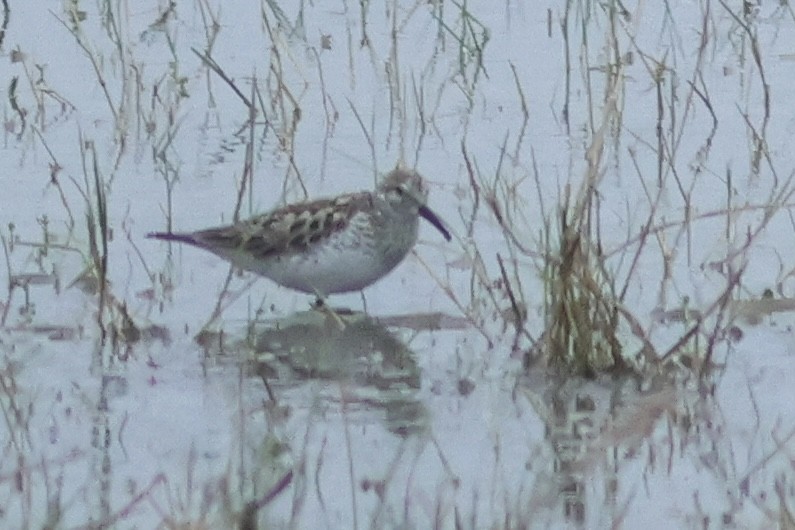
309 289 348 329
311 295 326 309
317 302 347 331
359 291 368 314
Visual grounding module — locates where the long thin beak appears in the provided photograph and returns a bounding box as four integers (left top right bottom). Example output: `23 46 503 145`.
419 205 451 241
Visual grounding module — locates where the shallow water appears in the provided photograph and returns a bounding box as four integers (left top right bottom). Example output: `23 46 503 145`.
1 1 795 528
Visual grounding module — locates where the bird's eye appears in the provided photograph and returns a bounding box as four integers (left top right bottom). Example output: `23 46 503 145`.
394 187 404 196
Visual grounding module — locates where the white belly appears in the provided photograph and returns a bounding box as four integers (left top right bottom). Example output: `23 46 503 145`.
261 244 400 294
229 224 416 295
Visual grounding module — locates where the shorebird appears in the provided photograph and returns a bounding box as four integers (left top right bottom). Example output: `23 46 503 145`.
147 168 451 297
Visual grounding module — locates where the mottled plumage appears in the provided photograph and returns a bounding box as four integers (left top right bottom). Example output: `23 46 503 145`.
148 168 451 296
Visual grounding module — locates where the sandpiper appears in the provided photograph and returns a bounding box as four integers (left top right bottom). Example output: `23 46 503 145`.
147 168 451 297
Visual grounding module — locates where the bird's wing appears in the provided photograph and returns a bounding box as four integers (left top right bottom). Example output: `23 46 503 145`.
192 192 372 258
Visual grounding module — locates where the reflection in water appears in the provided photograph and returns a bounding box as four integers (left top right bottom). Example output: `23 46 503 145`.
249 308 427 437
520 375 631 526
547 388 616 524
519 369 744 528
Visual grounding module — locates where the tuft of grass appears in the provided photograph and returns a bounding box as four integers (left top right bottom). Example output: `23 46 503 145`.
539 189 629 377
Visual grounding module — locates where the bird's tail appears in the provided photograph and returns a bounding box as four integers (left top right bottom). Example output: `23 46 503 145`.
147 232 201 246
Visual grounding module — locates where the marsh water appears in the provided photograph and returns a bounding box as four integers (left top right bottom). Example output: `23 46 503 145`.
1 1 795 528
